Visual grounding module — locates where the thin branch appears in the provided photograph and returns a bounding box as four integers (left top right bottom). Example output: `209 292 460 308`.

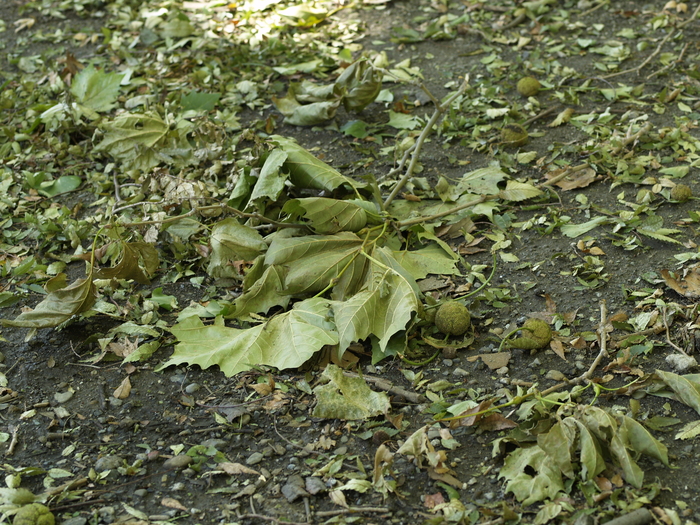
315 507 390 517
600 2 700 80
397 195 489 228
384 77 470 208
581 300 609 382
342 371 426 404
662 305 689 356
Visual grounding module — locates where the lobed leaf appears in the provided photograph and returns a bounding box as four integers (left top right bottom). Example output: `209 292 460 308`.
2 275 96 329
271 135 360 191
166 298 338 376
499 446 565 506
312 364 390 420
264 232 364 294
70 64 123 113
330 264 419 355
207 218 269 279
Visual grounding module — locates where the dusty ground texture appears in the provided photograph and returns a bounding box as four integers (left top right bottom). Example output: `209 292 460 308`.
2 0 700 524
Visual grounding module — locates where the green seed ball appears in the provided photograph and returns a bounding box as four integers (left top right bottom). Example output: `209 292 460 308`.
13 504 55 525
500 124 528 148
434 301 471 336
517 77 541 97
508 318 552 351
671 184 693 202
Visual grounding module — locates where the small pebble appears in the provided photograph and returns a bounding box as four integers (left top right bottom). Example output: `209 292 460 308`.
61 518 88 525
201 438 226 449
94 455 123 472
184 383 200 394
54 391 74 404
452 368 469 377
164 455 193 469
545 370 567 381
246 452 264 465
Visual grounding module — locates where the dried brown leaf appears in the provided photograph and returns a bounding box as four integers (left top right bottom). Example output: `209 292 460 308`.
113 377 132 399
220 462 260 476
661 268 700 298
161 497 188 511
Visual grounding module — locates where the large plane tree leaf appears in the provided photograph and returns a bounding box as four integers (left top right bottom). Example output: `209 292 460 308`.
334 58 382 112
95 242 159 285
70 64 123 112
1 275 96 329
227 265 290 319
499 446 565 506
284 198 381 234
95 112 192 171
313 364 390 420
250 149 289 202
330 266 420 354
499 180 543 202
456 166 507 196
271 136 359 191
207 218 269 279
166 298 338 376
391 243 460 279
650 370 700 415
264 232 364 294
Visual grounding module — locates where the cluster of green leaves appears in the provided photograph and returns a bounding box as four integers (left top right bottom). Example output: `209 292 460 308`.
491 369 700 507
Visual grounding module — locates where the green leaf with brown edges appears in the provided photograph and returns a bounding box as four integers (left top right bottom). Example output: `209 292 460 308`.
207 218 269 279
95 242 158 285
499 446 565 506
312 364 390 420
264 232 364 294
271 136 360 191
2 275 96 329
166 297 338 376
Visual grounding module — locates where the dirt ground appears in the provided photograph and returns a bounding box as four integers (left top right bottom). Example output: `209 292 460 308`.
2 0 700 524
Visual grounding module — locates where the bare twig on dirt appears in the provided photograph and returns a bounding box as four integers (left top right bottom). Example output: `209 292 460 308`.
661 305 690 356
601 3 700 80
236 512 309 525
579 0 609 18
581 300 609 382
540 163 590 188
383 77 470 208
315 506 390 517
110 204 307 230
397 195 490 228
6 425 19 456
647 41 689 80
610 122 652 156
342 371 426 404
541 122 651 189
522 105 561 127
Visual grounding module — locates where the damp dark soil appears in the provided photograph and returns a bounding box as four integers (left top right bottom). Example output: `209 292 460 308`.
2 1 700 524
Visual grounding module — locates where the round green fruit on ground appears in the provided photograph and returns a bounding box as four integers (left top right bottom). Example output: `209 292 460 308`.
507 318 552 350
13 504 55 525
501 123 528 148
434 301 471 336
517 76 541 97
670 184 693 202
